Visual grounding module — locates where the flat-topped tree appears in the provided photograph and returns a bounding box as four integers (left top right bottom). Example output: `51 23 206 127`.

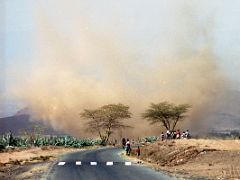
142 101 191 132
80 103 132 145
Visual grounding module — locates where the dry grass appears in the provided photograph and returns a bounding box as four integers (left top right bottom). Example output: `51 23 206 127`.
135 139 240 179
0 146 99 180
0 146 80 164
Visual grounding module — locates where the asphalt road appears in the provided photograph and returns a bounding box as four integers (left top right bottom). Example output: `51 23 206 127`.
46 147 176 180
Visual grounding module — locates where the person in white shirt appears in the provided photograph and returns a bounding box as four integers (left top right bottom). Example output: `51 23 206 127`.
126 139 131 155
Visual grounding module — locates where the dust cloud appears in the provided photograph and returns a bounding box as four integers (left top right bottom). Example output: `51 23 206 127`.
11 1 231 137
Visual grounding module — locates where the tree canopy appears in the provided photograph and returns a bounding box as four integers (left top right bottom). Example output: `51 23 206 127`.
142 101 191 131
80 103 131 145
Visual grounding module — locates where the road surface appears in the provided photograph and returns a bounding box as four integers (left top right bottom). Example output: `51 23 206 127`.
46 147 176 180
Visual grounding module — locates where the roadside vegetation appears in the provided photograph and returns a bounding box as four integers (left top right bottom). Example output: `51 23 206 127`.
0 133 102 151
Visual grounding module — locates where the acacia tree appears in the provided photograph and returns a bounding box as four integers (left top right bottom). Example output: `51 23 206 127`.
142 101 190 131
80 104 131 145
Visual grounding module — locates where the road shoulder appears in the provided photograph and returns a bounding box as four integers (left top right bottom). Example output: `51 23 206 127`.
0 146 100 180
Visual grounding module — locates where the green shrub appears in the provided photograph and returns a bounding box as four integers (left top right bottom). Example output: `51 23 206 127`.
0 133 102 149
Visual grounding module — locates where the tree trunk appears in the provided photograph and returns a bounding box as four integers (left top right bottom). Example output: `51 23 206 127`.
105 125 112 145
171 116 180 132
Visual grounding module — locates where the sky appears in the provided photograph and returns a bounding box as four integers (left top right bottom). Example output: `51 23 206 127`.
1 0 240 118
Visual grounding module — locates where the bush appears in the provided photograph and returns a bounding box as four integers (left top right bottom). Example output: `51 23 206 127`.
0 133 102 149
144 136 159 143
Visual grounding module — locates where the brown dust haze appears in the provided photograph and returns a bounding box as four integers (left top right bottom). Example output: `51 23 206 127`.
10 2 232 137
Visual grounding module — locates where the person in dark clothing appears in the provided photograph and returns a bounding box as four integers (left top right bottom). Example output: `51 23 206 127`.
122 138 126 149
166 130 171 139
172 131 177 139
136 146 140 156
185 130 190 139
161 132 165 141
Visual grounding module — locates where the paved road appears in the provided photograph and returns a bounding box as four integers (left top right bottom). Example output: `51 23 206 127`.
46 147 176 180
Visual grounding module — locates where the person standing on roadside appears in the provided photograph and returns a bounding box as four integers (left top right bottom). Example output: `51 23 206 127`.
166 130 171 139
176 129 181 139
136 146 140 156
126 139 131 155
185 130 190 139
122 138 126 149
160 132 165 141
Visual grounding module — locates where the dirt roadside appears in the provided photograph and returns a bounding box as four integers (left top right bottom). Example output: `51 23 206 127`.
128 139 240 180
0 146 100 180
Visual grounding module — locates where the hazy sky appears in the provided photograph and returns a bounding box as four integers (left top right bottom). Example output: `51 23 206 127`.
1 0 240 117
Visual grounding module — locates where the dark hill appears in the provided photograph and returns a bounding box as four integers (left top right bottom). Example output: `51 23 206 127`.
0 113 64 135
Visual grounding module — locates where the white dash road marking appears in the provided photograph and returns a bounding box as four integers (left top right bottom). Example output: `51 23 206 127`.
58 162 66 166
90 162 97 165
106 161 113 166
125 162 131 166
76 161 82 165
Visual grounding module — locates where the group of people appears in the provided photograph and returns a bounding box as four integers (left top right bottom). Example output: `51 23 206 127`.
122 138 140 156
161 129 190 141
120 130 190 156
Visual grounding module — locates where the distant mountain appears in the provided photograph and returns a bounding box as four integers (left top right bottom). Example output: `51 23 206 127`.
210 90 240 130
212 112 240 130
0 109 65 135
190 89 240 133
15 107 31 116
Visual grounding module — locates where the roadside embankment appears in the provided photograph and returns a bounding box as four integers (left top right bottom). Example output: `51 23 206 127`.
131 139 240 179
